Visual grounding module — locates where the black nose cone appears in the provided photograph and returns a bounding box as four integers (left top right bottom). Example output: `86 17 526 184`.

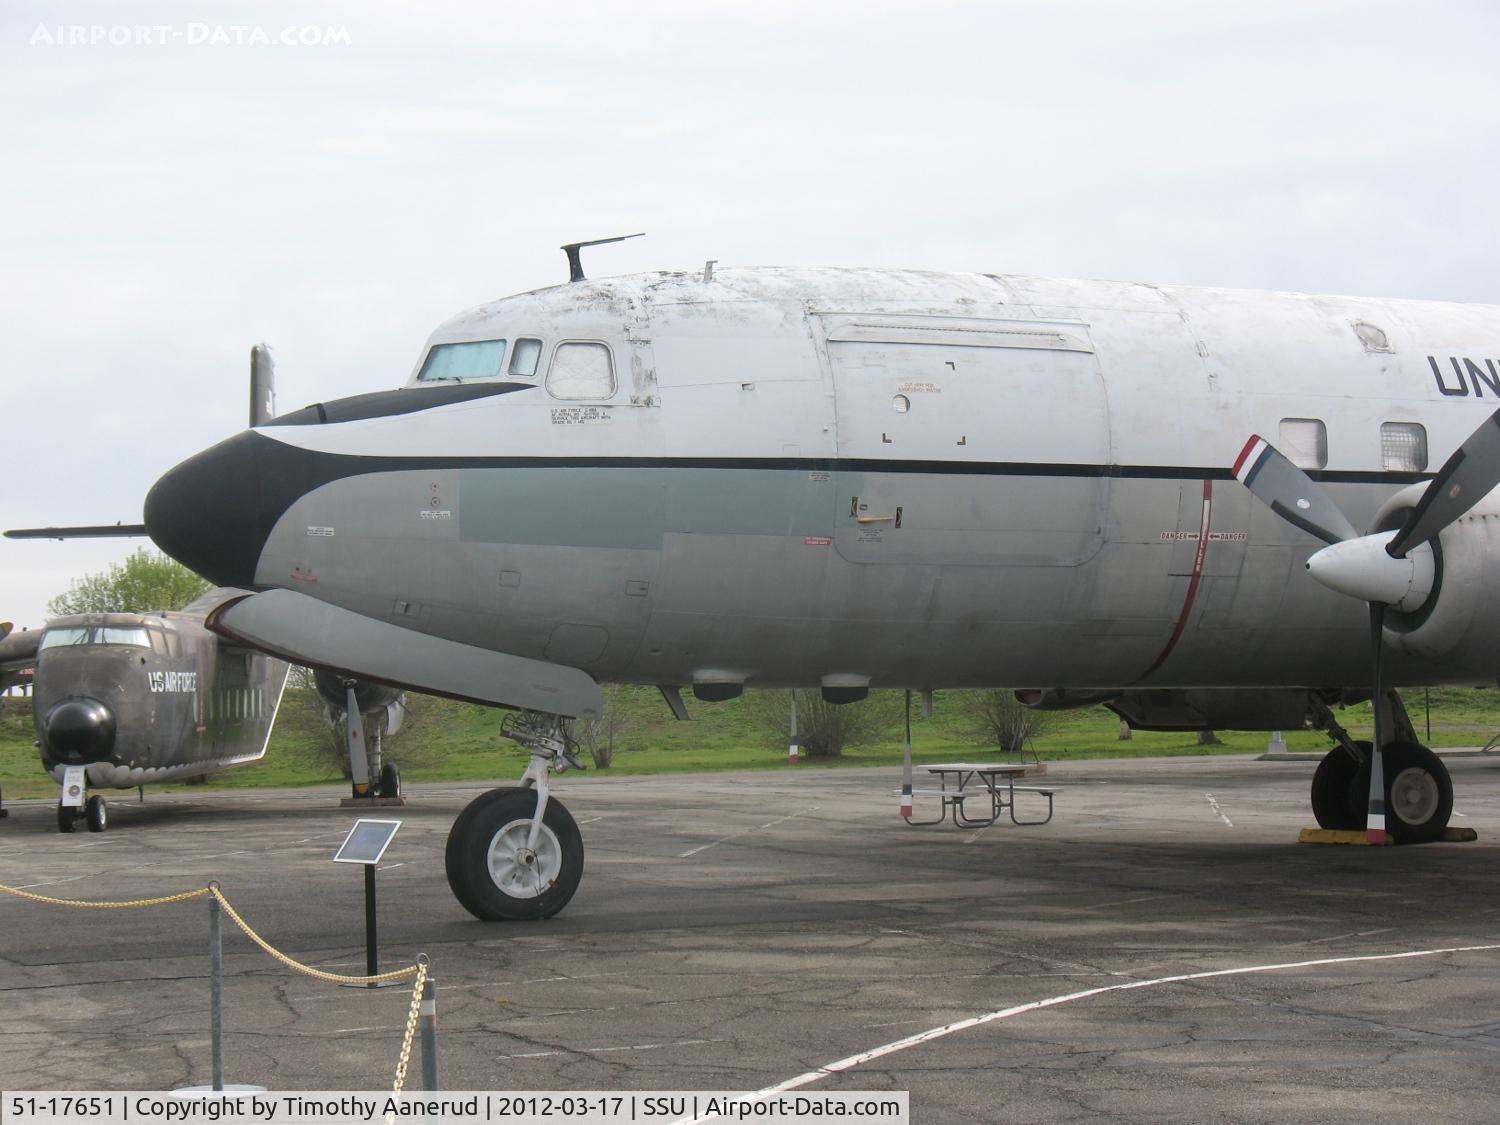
145 430 267 587
44 697 117 763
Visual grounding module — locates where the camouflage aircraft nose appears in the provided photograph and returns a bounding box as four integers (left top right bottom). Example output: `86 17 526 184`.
43 697 116 763
145 430 269 588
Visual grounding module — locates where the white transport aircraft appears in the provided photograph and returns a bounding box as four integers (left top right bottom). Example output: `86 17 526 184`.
47 250 1500 920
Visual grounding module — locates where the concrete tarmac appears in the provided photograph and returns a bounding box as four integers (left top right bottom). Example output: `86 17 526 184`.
3 754 1500 1123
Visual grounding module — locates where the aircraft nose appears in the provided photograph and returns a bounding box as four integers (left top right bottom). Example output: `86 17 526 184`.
145 430 268 587
44 697 117 763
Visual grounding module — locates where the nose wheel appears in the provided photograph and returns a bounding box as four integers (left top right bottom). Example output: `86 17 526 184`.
445 713 586 920
445 787 582 919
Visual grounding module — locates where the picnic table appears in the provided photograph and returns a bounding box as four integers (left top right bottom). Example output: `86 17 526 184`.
902 762 1055 828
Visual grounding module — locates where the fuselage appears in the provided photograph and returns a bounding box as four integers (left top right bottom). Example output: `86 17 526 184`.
33 592 288 787
144 267 1500 694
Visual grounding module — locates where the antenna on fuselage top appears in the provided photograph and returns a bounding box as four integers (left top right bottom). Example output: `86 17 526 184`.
249 343 276 427
560 232 645 283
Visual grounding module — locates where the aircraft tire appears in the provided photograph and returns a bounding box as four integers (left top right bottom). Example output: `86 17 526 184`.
379 763 401 799
86 795 108 833
1357 741 1452 844
445 787 583 921
56 803 77 833
1310 744 1365 830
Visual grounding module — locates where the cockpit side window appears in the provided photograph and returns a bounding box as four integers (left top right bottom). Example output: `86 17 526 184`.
417 340 506 382
546 342 616 400
509 338 543 378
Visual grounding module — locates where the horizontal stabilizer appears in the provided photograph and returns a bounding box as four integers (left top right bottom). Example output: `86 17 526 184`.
5 524 148 540
206 588 602 719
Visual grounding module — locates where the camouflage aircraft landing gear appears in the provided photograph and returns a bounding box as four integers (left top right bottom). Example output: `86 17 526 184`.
55 766 107 833
1309 694 1453 843
445 713 586 921
56 793 106 833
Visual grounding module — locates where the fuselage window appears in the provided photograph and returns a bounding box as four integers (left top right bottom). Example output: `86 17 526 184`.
1381 422 1428 472
509 338 543 378
38 627 90 650
417 339 506 381
1278 418 1328 470
546 342 616 400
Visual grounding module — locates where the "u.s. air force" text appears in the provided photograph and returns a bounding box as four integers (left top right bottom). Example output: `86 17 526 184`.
148 670 197 693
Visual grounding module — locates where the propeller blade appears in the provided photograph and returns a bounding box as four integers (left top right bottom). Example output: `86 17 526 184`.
1387 406 1500 558
1365 603 1388 845
1232 436 1358 546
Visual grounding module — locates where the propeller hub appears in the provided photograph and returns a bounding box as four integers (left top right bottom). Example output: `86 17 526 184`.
1305 531 1434 611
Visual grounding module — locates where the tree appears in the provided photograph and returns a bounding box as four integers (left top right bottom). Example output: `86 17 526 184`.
49 548 210 616
572 684 629 768
959 689 1057 755
747 689 903 759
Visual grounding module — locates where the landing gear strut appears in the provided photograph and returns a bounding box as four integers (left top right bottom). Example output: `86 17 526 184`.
1309 693 1453 843
445 712 585 920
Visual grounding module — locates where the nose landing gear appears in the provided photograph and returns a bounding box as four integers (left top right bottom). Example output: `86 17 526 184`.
445 712 585 921
55 766 108 833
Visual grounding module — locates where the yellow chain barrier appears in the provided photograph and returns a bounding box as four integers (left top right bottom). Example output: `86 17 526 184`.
2 878 432 1090
0 883 212 908
208 886 419 986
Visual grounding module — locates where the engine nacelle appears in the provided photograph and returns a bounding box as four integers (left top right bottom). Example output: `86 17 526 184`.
1373 484 1500 669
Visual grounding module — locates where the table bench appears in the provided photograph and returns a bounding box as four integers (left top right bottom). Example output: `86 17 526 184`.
901 763 1057 827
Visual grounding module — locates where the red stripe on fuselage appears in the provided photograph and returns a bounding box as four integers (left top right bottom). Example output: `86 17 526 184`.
1133 480 1213 684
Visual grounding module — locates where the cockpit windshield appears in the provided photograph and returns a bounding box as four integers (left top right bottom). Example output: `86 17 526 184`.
39 626 151 650
418 340 506 381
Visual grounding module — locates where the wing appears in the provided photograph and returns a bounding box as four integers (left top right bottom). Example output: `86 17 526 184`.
0 627 41 693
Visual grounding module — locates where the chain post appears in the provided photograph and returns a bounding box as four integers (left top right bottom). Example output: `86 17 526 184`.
419 961 438 1090
209 890 224 1091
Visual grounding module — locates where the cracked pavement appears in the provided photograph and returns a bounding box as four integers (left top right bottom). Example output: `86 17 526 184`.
2 754 1499 1122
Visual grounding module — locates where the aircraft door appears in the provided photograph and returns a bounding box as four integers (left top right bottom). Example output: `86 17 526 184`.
820 317 1111 568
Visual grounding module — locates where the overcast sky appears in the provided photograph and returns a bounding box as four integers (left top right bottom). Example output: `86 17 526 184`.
3 0 1499 630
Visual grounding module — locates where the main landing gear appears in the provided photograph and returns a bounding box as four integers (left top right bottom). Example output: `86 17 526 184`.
445 712 586 921
1309 693 1453 844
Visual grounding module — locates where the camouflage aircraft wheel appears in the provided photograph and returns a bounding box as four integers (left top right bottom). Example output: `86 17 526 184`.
445 787 584 921
379 762 401 799
56 802 78 833
85 795 108 833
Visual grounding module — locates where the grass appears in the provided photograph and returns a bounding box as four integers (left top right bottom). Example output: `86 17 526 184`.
4 683 1499 800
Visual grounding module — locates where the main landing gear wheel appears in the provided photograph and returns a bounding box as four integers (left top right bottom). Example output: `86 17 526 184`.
56 802 77 833
85 795 108 833
445 788 584 921
1311 742 1367 830
1356 741 1453 844
378 762 401 799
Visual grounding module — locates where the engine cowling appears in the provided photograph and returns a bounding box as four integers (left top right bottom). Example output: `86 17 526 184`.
1372 483 1500 668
